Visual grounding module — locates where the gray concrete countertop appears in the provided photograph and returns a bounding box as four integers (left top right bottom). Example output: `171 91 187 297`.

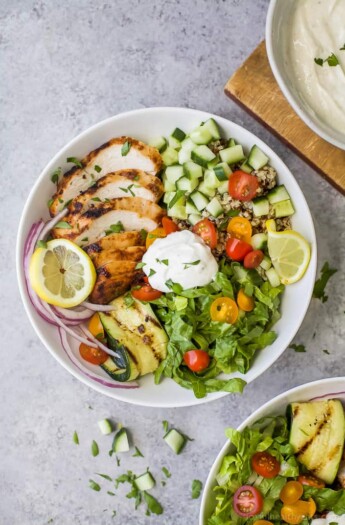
1 1 344 524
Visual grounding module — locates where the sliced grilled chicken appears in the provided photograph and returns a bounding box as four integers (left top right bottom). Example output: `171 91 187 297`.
68 169 164 215
84 231 145 255
51 197 165 246
88 246 146 268
90 261 140 304
50 137 162 216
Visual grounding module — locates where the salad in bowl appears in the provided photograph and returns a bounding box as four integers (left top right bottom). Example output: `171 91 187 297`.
17 107 316 407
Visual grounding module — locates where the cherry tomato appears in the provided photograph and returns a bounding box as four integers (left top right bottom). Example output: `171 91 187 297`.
280 481 304 505
281 498 316 525
228 171 259 201
192 218 218 249
183 349 210 372
146 227 166 248
210 297 239 324
233 485 263 518
162 216 179 235
79 343 108 365
227 216 252 243
237 288 255 312
297 475 325 489
131 283 162 301
253 522 273 525
88 313 105 340
225 238 253 261
243 250 264 269
251 451 280 478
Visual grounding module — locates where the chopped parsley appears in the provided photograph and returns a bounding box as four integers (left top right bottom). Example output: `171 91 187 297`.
121 140 131 156
191 479 203 499
313 262 337 302
47 198 54 208
105 222 125 235
165 279 183 294
55 221 72 229
140 229 148 242
183 259 200 269
134 174 140 181
135 262 146 270
162 466 171 478
156 258 169 266
50 167 61 184
58 198 64 203
91 440 99 457
96 473 112 481
314 53 339 67
94 165 102 173
314 57 324 66
67 156 83 168
132 446 144 458
91 197 101 202
148 268 156 277
120 184 137 197
289 343 306 353
72 430 79 445
168 190 185 209
64 199 72 208
123 292 135 308
89 479 101 491
162 420 169 433
323 349 330 355
143 492 163 515
81 237 89 242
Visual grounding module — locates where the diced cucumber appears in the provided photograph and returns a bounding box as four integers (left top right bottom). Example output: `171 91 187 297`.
273 199 295 218
135 471 156 491
207 155 220 169
219 145 245 165
213 165 228 181
163 191 174 204
112 428 129 453
168 134 183 150
248 145 269 170
216 161 231 176
162 146 179 166
98 419 113 435
251 233 267 250
162 173 176 192
171 127 186 142
203 118 221 139
197 180 216 198
190 125 213 145
188 213 202 225
190 190 209 211
149 136 167 153
163 428 186 454
178 147 192 164
217 180 229 194
204 169 221 189
206 197 223 218
181 137 195 150
240 160 253 174
266 267 281 287
168 203 187 220
191 145 216 167
186 198 199 215
267 184 291 204
228 138 236 147
165 165 184 184
260 255 272 271
252 196 269 217
176 176 198 193
183 161 203 180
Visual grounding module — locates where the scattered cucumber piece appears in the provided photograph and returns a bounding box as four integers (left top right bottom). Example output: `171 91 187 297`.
240 160 253 174
197 180 216 198
168 135 182 150
188 213 202 225
164 428 186 454
135 471 156 491
176 176 198 193
260 255 272 271
112 428 129 453
273 199 295 218
219 145 245 165
171 127 186 142
163 191 174 204
251 233 267 250
190 126 213 145
186 198 199 215
165 165 184 184
203 118 221 139
162 173 176 192
204 169 221 189
217 180 229 194
149 136 167 153
183 161 203 180
213 165 229 181
248 145 269 170
266 267 281 287
98 419 113 435
267 184 290 204
252 196 269 217
190 190 209 211
162 146 179 166
191 145 216 167
228 138 236 147
206 197 223 218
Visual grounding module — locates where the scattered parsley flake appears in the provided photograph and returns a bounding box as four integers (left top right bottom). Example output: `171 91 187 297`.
96 473 112 481
116 456 121 467
91 197 101 202
327 53 339 66
183 259 200 269
143 492 163 515
192 479 203 499
124 292 135 308
105 222 125 235
91 440 99 457
47 198 54 208
148 268 156 277
64 199 72 208
72 430 79 445
168 190 185 209
156 258 169 266
89 479 101 491
135 262 146 270
134 174 140 181
81 237 89 242
94 165 102 173
132 446 144 457
121 140 131 156
140 229 148 241
162 466 171 478
107 491 116 496
289 343 306 353
67 156 83 168
111 510 117 518
323 349 330 355
162 420 169 433
58 198 64 204
314 57 324 66
50 167 61 184
313 262 337 302
55 221 72 229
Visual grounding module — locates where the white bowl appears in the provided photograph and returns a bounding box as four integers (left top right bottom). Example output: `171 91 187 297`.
200 377 345 524
16 107 317 408
266 0 345 150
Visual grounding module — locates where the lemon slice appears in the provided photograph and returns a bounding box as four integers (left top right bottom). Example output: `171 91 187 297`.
29 239 96 307
266 219 311 285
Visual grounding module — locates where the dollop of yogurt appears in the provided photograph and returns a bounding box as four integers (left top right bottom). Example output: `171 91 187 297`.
311 511 345 525
142 230 218 293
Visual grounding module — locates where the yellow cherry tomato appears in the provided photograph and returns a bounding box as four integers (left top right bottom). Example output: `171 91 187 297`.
146 227 166 249
237 288 255 312
280 481 304 505
88 312 104 340
210 297 239 324
253 521 274 525
281 498 316 525
227 216 252 243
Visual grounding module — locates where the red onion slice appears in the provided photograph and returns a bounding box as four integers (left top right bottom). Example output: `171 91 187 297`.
51 305 93 323
81 301 115 312
38 208 68 241
78 326 120 358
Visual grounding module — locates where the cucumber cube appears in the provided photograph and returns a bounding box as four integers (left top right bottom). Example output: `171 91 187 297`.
183 161 203 180
272 199 295 218
165 165 184 184
191 145 216 167
219 145 245 165
162 146 179 166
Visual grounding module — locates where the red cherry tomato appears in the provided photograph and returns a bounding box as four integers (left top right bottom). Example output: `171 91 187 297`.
244 249 264 269
233 485 263 518
131 283 162 301
297 475 325 489
183 350 210 372
162 216 179 235
192 218 218 249
225 237 253 261
228 171 259 201
251 451 281 478
79 343 108 365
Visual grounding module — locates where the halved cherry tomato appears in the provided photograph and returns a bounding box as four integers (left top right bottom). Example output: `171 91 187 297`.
225 238 253 261
227 216 252 243
233 485 263 518
146 227 166 248
244 250 264 269
280 481 304 504
237 288 255 312
131 283 162 301
281 498 316 525
88 312 105 340
192 218 218 249
162 216 179 235
253 521 273 525
183 349 210 372
228 171 259 201
297 475 325 489
251 451 280 478
210 297 239 324
79 343 108 365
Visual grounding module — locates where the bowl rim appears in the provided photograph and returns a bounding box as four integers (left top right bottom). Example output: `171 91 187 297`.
199 376 345 524
16 106 317 407
265 0 345 151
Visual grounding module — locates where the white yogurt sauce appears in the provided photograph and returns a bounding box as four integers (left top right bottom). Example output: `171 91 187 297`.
142 230 218 293
288 0 345 134
311 511 345 525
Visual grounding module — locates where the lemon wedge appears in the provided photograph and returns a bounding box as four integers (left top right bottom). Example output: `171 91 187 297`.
29 239 96 307
266 219 311 285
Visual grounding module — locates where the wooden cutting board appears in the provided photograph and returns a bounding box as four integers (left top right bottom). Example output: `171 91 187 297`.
224 41 345 195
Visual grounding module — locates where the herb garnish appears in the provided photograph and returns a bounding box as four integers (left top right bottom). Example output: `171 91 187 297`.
148 268 156 277
289 343 306 353
323 349 330 355
124 292 135 308
96 473 112 481
105 222 125 235
191 479 203 499
67 156 83 168
47 198 54 208
156 258 169 266
313 262 337 302
314 57 324 66
89 479 101 491
91 440 99 457
91 197 101 202
143 492 163 515
135 262 146 270
94 165 102 173
121 140 131 156
58 198 64 204
162 420 169 433
162 466 171 478
132 446 144 457
50 167 61 184
81 237 89 242
55 221 72 229
168 190 185 209
183 259 200 270
140 229 148 242
314 53 339 67
72 431 79 445
165 279 183 294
